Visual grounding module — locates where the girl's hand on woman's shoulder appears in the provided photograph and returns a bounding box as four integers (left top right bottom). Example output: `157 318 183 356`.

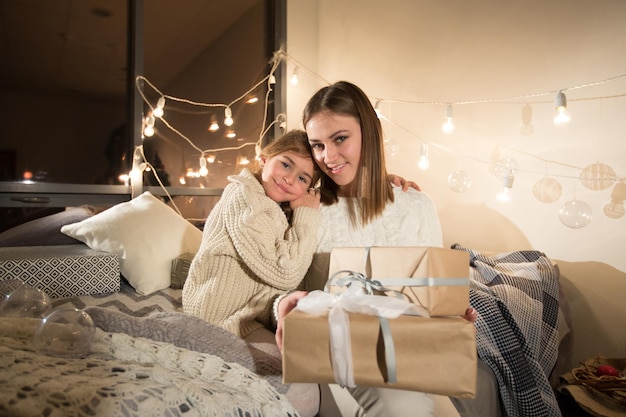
389 174 421 191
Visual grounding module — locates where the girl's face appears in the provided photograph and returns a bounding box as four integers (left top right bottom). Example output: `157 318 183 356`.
305 112 362 188
260 151 315 203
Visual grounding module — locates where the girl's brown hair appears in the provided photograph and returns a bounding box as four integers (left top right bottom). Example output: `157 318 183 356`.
302 81 393 225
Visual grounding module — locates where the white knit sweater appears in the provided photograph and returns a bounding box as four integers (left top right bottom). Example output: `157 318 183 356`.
302 186 443 291
182 169 321 337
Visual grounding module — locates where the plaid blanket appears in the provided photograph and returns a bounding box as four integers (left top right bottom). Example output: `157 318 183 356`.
452 245 562 417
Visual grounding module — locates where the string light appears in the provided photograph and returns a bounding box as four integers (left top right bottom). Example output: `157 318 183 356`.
553 91 571 125
208 115 219 132
143 115 155 137
133 51 625 227
418 143 430 170
496 172 515 202
290 67 299 85
224 106 234 126
441 105 455 134
198 155 208 177
153 96 165 118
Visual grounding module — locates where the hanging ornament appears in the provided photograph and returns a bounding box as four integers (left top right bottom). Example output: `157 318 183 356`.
448 170 472 193
493 157 518 180
519 104 534 136
602 181 626 219
579 162 616 191
559 199 593 229
532 176 562 204
384 138 399 156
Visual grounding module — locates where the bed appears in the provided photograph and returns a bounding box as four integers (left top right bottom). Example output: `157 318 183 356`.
0 194 572 417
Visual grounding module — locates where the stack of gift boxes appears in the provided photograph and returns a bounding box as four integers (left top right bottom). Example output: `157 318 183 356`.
282 246 477 398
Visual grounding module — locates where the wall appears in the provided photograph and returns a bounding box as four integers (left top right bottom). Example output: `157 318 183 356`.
286 0 626 367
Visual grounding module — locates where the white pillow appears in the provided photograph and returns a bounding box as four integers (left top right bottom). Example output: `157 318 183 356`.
61 192 202 295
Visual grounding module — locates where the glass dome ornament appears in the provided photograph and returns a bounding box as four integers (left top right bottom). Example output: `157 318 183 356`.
579 162 616 191
532 176 562 204
559 199 593 229
0 282 52 318
384 138 399 156
493 158 518 181
33 308 96 358
448 170 472 193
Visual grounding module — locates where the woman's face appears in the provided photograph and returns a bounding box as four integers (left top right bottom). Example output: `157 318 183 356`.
305 112 362 188
260 151 315 203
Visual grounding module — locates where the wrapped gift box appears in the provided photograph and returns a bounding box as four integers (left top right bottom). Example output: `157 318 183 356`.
0 245 120 298
282 309 477 397
328 247 469 316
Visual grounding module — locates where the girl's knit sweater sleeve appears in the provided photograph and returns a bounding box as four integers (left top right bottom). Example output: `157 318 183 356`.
225 173 322 291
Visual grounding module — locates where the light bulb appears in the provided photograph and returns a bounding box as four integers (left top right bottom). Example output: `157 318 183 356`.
143 115 155 137
418 143 430 170
290 67 299 85
153 96 165 118
269 74 276 84
496 173 514 202
374 100 383 118
206 154 216 163
226 130 236 139
224 107 234 126
553 91 571 125
143 125 155 137
441 105 455 134
208 115 219 132
199 155 208 177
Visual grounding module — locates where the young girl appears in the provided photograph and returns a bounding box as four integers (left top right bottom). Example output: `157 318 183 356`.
182 129 322 338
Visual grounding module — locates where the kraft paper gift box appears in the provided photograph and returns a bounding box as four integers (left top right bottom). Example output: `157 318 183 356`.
282 308 477 397
328 246 470 317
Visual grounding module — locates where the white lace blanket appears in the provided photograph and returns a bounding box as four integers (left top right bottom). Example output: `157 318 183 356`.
0 317 298 417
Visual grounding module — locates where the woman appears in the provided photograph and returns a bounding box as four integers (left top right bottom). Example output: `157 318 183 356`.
274 81 480 417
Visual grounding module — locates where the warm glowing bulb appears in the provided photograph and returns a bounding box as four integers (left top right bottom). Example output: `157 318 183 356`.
553 91 571 125
199 155 208 177
209 119 219 132
143 125 155 137
290 67 299 85
179 176 186 185
418 143 430 170
206 154 216 163
224 107 234 126
246 96 258 104
153 96 165 118
226 130 236 139
496 174 514 202
441 105 455 134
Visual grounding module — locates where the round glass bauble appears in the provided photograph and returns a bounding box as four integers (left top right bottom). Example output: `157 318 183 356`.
559 200 593 229
33 308 96 358
448 170 472 193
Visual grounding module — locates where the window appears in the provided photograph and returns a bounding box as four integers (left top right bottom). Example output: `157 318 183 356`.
0 0 285 230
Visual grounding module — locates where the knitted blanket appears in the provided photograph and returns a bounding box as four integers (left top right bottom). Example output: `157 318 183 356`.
0 313 297 417
452 245 562 417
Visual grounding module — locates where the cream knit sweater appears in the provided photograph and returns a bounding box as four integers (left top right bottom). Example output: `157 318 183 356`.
302 186 444 291
182 169 321 337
